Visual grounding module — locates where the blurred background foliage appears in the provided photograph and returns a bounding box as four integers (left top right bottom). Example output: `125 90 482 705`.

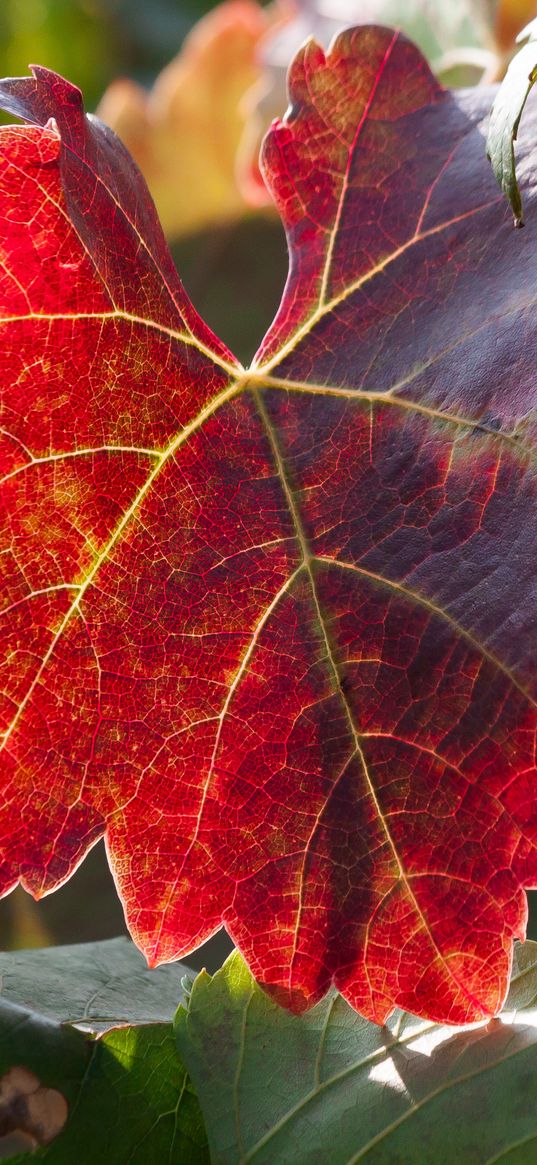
0 0 222 107
1 0 536 966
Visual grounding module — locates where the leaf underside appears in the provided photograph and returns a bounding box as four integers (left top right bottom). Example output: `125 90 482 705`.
1 28 537 1026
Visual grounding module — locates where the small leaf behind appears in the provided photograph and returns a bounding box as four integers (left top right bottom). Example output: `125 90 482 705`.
0 936 190 1033
487 18 537 225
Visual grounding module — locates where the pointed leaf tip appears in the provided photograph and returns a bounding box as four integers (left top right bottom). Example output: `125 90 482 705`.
0 65 83 132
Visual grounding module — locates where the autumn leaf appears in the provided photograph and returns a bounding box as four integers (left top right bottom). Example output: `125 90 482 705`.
1 27 537 1028
92 1 531 241
95 0 505 234
238 0 503 207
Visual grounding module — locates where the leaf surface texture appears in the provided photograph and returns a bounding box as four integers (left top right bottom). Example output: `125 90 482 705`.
1 30 537 1024
176 943 537 1165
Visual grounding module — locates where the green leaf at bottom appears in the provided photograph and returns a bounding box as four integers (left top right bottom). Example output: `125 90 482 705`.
0 939 208 1164
0 936 190 1032
13 1024 208 1165
176 945 537 1165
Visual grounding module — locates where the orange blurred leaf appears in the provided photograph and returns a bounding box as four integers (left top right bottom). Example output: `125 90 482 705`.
97 0 271 239
495 0 537 53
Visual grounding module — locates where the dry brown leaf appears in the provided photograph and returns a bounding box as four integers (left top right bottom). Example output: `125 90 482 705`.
0 1067 67 1147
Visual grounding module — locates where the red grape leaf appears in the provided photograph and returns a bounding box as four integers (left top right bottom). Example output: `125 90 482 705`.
1 29 537 1026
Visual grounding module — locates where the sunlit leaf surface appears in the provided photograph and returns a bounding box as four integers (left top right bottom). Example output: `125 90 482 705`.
1 28 537 1024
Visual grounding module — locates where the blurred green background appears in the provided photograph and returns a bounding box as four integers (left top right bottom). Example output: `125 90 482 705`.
0 0 535 969
0 0 222 107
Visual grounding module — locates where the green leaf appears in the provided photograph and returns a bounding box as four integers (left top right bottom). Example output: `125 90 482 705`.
176 945 537 1165
487 17 537 225
0 940 208 1163
0 936 190 1032
2 1022 208 1165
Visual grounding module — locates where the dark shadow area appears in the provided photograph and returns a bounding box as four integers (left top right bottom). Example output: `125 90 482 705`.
172 214 288 365
528 891 537 940
0 844 126 950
